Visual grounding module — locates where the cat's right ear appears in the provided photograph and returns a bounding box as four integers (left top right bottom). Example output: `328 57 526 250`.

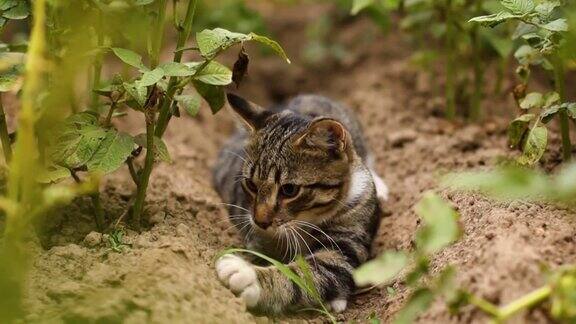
227 93 272 131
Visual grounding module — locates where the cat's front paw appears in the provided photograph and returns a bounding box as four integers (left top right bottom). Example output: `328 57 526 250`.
216 254 261 308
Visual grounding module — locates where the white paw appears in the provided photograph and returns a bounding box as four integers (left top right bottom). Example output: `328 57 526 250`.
216 254 261 307
370 169 389 202
329 298 348 313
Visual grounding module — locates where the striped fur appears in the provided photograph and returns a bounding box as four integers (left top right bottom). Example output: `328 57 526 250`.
213 94 384 314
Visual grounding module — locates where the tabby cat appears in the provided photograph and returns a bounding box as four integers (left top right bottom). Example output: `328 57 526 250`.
213 93 388 314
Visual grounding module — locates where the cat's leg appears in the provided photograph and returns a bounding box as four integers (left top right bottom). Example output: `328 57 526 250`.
216 250 356 314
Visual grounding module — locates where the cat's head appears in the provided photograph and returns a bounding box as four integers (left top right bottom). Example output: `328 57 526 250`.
227 93 358 235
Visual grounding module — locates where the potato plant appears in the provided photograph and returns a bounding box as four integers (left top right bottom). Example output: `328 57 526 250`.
356 189 576 323
470 0 574 164
43 0 289 230
352 0 515 121
0 0 289 320
443 164 576 322
354 191 462 323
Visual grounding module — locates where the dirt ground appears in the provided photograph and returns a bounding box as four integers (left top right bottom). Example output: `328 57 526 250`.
22 2 576 323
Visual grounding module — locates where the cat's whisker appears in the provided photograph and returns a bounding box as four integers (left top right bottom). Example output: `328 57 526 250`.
224 150 250 165
224 219 252 233
290 225 317 269
216 214 251 227
289 231 300 263
281 227 290 262
217 203 251 213
294 220 342 254
294 224 331 254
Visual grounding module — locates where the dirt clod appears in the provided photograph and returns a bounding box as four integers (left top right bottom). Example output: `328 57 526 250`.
83 231 102 247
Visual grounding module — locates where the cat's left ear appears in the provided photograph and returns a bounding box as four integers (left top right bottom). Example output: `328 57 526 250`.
294 118 348 154
227 93 272 131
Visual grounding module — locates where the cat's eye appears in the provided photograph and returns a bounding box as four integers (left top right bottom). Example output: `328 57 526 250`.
244 179 257 193
280 184 300 198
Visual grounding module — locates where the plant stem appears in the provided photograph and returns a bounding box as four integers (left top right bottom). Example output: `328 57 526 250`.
131 113 155 229
1 0 46 321
444 0 457 120
552 55 571 161
104 101 117 127
155 0 198 137
150 0 167 68
70 170 104 231
90 11 104 110
469 0 483 121
0 93 12 163
494 57 507 96
497 286 552 320
468 295 500 318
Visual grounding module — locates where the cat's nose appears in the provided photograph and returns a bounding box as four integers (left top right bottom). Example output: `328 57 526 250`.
254 205 273 229
254 218 272 229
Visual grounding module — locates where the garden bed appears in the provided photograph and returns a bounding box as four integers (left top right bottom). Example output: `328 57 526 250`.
23 3 576 323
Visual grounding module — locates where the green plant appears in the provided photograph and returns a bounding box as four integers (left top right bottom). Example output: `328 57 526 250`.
442 163 576 323
220 248 336 323
353 0 514 121
0 0 100 321
470 0 574 163
353 191 462 323
43 1 289 231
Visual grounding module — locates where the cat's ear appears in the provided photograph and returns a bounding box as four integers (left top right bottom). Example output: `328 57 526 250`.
227 93 272 131
294 118 348 154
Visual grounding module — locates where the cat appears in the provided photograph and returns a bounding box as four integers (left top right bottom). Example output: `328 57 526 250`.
212 93 388 314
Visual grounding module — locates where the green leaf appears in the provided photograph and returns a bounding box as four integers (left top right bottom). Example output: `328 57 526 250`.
514 45 542 65
0 0 18 11
443 166 550 201
138 67 164 87
351 0 374 15
566 103 576 120
520 92 543 109
123 82 147 108
501 0 534 15
414 192 461 255
159 61 196 77
248 33 291 63
52 125 107 170
508 114 534 147
36 165 72 184
543 92 560 108
195 28 290 63
196 28 251 59
193 81 225 114
174 94 201 117
0 73 18 92
535 2 561 19
2 1 29 20
134 134 171 163
353 251 408 286
191 61 232 86
86 130 135 173
469 11 523 28
111 47 147 70
542 18 568 32
541 105 560 124
393 288 435 324
518 126 547 165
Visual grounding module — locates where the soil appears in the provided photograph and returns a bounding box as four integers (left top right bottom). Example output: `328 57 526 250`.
20 2 576 324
